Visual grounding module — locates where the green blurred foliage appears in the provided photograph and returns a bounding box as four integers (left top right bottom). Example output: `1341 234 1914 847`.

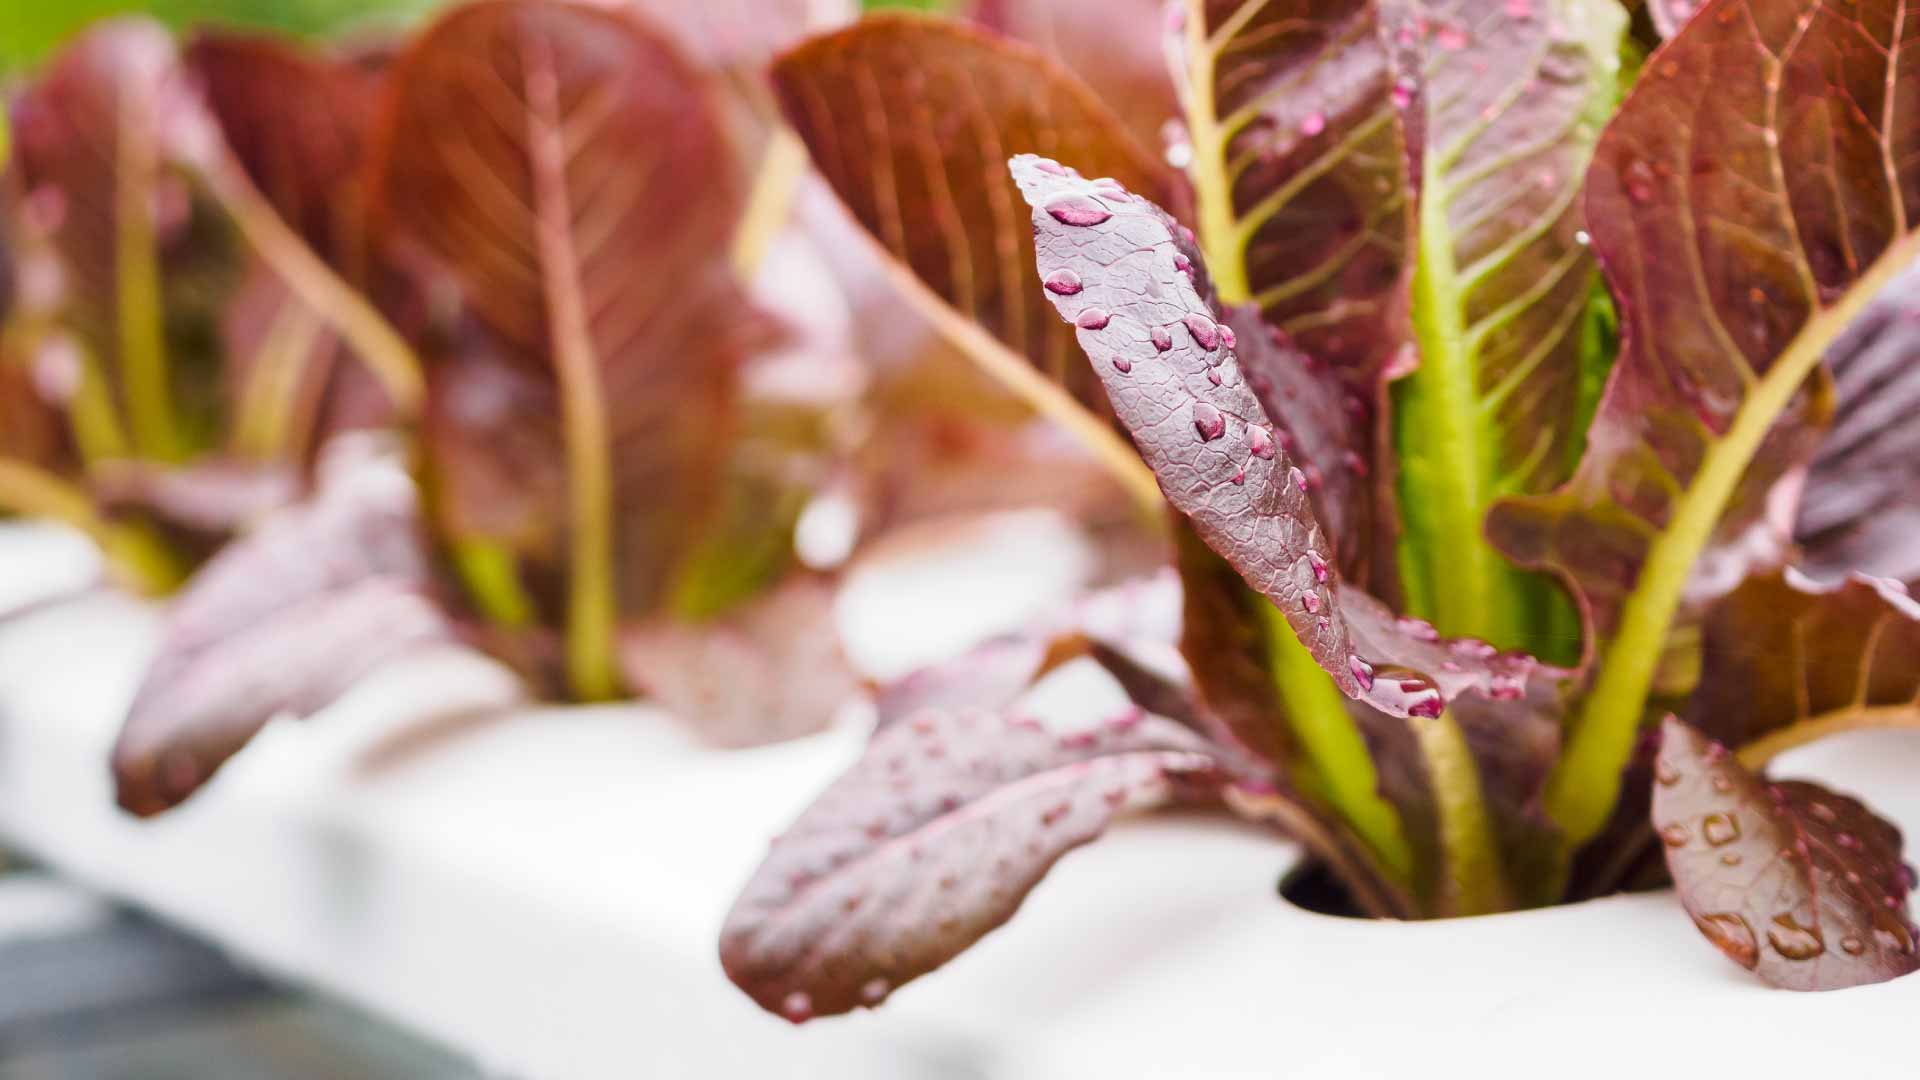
0 0 442 71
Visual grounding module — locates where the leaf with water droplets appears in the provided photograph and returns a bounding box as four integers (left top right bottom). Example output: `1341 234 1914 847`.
111 439 458 817
1654 717 1920 990
1381 0 1625 651
368 0 770 697
1487 0 1920 847
1688 570 1920 764
718 704 1226 1020
771 16 1173 505
1172 0 1413 384
1794 259 1920 590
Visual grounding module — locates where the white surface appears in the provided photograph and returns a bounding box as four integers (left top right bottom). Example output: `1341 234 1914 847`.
1 521 1916 1077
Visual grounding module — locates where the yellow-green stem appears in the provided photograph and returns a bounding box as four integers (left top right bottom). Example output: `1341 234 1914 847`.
731 128 808 280
0 458 183 594
447 536 535 629
1546 232 1920 849
1413 708 1508 915
115 98 183 461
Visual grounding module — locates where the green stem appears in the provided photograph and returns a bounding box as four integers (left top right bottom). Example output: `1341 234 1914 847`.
1263 605 1414 886
232 300 326 460
1412 709 1508 915
0 458 183 594
447 536 535 629
115 97 183 461
1393 160 1531 648
1545 231 1920 849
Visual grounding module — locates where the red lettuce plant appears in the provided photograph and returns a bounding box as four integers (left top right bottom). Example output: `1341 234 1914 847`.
719 0 1920 1019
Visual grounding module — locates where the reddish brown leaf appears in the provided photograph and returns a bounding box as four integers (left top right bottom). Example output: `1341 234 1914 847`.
966 0 1178 154
718 705 1225 1021
1653 717 1920 990
772 16 1175 416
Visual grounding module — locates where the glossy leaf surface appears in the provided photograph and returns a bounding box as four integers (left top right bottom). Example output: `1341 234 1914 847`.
1654 717 1920 990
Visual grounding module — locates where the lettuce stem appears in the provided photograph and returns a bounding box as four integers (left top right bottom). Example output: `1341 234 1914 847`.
116 109 183 462
1412 709 1507 915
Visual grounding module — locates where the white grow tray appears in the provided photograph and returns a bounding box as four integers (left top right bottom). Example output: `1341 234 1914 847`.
0 520 1914 1078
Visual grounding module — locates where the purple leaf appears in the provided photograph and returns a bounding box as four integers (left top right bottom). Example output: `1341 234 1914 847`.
620 575 859 750
965 0 1177 154
1688 570 1920 762
1653 717 1920 990
1795 258 1920 588
112 438 451 816
91 457 299 537
1485 0 1920 844
718 705 1225 1021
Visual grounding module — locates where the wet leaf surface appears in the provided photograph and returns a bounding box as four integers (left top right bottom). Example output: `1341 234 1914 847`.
1654 717 1920 990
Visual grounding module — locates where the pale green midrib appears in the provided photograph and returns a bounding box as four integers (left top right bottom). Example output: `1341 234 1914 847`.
1264 606 1415 884
1187 1 1414 893
1545 230 1920 848
1396 162 1519 645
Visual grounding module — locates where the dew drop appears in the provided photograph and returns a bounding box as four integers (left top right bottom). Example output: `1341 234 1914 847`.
1033 158 1068 177
1841 935 1866 956
1702 811 1742 846
1193 402 1226 441
781 991 814 1023
1767 913 1825 960
1248 425 1276 460
1303 592 1322 614
1574 229 1591 246
1289 466 1309 492
1450 638 1497 660
1173 252 1193 274
1076 308 1111 330
1348 655 1376 691
1207 368 1222 386
1300 111 1326 136
1391 80 1415 109
1710 772 1733 793
861 977 891 1005
1488 673 1524 701
1624 159 1656 204
1837 832 1858 849
1046 194 1112 226
1184 313 1220 350
1151 326 1173 351
1219 324 1237 349
1112 356 1133 373
1809 801 1837 823
1696 912 1759 969
1720 852 1742 867
1044 269 1084 295
1307 550 1330 583
1654 756 1681 786
1660 823 1690 848
1230 468 1246 485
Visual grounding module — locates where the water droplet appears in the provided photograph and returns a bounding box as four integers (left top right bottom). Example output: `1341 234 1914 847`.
1303 592 1322 614
1767 913 1825 960
1450 638 1497 660
1348 655 1375 691
1307 550 1330 583
1178 224 1197 247
1391 80 1414 109
1192 402 1225 441
1219 324 1237 349
1173 252 1193 274
1808 801 1837 823
1033 158 1068 177
1710 772 1733 793
1574 229 1591 246
1076 308 1111 330
1655 757 1681 786
1044 269 1083 295
1112 356 1132 373
1104 787 1128 808
1248 425 1276 460
1407 692 1443 719
1046 194 1112 226
1342 450 1369 477
1040 801 1071 826
1300 111 1326 136
1624 159 1656 204
1151 326 1173 351
1058 729 1098 750
1702 812 1741 846
1695 912 1759 969
1184 314 1220 350
1289 467 1308 493
1207 368 1222 386
1660 823 1690 847
1230 468 1246 485
1488 674 1524 701
1107 707 1143 733
1659 58 1680 78
781 991 814 1022
861 977 890 1005
1837 832 1858 849
1720 852 1742 867
1091 178 1129 199
1841 935 1866 956
1871 907 1916 953
1395 616 1438 641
